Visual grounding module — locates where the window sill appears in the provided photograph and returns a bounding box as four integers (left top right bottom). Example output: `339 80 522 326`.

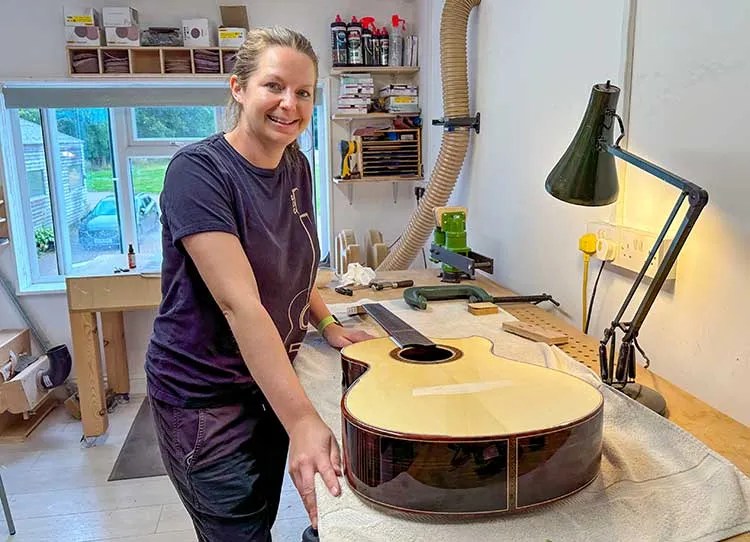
18 281 66 296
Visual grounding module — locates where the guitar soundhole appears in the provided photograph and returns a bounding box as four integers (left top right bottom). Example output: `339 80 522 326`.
395 345 459 364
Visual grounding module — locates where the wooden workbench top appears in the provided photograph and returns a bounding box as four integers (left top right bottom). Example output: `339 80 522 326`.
319 269 750 478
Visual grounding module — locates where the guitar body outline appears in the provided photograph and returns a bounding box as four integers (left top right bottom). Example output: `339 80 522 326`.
340 333 604 517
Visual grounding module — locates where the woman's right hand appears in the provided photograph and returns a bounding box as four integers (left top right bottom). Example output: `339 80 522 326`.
288 413 342 530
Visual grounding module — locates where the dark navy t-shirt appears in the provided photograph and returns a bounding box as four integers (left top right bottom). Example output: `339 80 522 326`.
145 133 320 408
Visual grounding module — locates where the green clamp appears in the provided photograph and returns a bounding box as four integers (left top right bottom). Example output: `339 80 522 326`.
403 285 493 310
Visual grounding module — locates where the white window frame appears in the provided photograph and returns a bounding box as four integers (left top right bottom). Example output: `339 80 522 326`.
0 83 332 293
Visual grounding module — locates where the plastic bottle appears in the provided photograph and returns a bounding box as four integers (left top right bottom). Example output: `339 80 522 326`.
360 16 375 66
372 28 381 67
331 14 348 67
127 243 136 269
379 26 389 67
389 14 406 66
347 16 363 66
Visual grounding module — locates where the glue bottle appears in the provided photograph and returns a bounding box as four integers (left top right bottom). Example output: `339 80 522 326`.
372 27 381 67
360 16 375 66
379 26 389 66
347 16 363 65
127 243 136 269
330 14 348 67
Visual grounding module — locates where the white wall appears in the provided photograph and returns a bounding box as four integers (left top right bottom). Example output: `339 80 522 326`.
0 0 418 391
417 0 749 425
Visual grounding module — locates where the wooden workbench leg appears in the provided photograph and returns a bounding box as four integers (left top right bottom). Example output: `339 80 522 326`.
69 311 108 438
101 311 129 396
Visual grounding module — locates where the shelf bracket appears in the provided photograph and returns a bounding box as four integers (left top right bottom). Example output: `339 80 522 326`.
347 185 354 205
392 182 398 204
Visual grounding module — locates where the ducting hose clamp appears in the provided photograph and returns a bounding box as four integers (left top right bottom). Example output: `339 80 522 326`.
432 112 481 134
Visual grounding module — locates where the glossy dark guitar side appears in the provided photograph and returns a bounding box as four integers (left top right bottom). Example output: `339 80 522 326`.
340 304 604 516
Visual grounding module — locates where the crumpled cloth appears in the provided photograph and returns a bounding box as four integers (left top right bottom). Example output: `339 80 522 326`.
339 263 376 287
294 298 750 542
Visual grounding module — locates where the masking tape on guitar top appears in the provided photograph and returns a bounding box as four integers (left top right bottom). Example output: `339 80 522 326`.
412 380 513 397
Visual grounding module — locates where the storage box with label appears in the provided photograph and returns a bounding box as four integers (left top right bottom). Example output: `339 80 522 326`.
103 7 139 27
182 18 212 47
218 28 246 48
106 26 140 46
64 7 100 27
65 26 104 46
218 5 249 48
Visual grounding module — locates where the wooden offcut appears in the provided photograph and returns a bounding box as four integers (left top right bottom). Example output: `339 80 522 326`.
502 321 568 345
468 302 499 315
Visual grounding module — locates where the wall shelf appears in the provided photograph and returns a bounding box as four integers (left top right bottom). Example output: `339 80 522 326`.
332 176 423 184
330 66 419 76
332 176 424 205
332 112 420 121
67 46 239 77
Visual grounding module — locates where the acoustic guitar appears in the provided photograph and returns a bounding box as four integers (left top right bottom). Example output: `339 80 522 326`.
340 303 603 517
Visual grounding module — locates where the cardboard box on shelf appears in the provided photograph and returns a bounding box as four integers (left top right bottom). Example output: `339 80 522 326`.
219 28 246 48
182 18 212 47
105 26 140 46
65 26 104 46
219 5 249 47
64 7 100 27
103 7 139 27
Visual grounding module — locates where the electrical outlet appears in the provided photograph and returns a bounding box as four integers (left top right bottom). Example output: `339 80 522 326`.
586 221 676 280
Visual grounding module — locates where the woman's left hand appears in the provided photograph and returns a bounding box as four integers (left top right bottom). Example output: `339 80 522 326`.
323 325 374 349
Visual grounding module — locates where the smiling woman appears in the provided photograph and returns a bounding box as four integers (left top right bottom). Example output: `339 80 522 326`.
144 27 362 542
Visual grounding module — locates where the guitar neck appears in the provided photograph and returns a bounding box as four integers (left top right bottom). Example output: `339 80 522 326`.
361 303 434 349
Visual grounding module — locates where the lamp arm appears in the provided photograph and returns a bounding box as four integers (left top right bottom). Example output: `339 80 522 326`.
600 144 709 384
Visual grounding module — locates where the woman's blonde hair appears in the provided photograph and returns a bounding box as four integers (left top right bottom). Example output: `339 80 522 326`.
225 27 319 166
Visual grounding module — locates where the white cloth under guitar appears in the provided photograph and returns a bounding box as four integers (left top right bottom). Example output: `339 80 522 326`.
295 298 750 542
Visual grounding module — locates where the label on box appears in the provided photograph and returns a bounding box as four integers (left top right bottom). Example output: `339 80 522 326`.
64 7 99 27
182 18 212 46
66 15 95 24
66 26 103 46
218 27 246 47
106 26 140 46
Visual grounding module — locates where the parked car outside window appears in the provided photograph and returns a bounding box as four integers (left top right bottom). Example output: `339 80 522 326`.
78 193 159 250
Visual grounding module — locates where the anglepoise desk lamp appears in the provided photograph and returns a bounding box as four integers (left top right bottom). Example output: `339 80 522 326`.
545 82 708 415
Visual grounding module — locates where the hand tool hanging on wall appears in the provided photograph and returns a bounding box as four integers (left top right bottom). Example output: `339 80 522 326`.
339 140 358 179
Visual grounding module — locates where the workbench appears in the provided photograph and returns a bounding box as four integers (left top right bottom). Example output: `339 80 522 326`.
65 254 162 440
64 262 750 484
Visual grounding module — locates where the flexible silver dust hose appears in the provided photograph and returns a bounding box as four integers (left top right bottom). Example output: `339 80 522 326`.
378 0 480 271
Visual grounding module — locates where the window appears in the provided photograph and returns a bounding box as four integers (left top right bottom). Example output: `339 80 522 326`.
132 106 218 141
27 170 47 198
2 82 331 290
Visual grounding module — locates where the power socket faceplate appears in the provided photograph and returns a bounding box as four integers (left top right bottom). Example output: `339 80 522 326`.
587 221 676 280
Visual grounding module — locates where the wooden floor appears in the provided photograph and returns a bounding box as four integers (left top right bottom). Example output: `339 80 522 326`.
0 396 309 542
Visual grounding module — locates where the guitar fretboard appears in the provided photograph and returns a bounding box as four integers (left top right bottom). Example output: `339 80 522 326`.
362 303 434 349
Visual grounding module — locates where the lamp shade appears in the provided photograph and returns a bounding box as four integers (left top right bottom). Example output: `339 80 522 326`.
545 83 621 206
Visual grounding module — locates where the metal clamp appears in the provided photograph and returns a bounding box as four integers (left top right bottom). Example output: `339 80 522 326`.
432 112 481 134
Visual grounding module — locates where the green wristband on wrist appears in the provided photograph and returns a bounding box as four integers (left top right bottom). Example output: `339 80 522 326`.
317 314 341 334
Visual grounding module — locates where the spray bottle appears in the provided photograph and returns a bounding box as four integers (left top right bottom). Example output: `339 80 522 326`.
379 26 389 66
389 14 406 66
331 14 348 67
347 16 363 65
360 16 375 66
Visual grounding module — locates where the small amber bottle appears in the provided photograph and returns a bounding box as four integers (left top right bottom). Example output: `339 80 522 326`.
127 243 136 269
